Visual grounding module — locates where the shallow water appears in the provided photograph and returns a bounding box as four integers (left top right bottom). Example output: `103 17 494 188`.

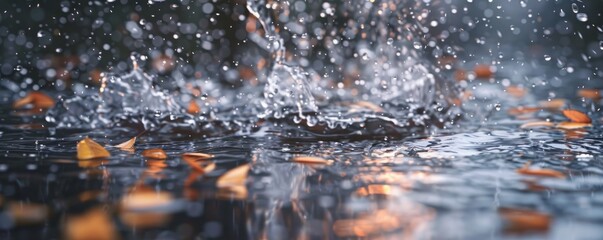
2 81 603 239
2 0 603 239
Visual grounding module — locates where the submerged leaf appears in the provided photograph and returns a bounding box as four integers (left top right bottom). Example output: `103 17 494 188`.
12 91 55 109
333 210 416 237
8 202 49 226
65 207 118 240
499 207 550 234
217 164 250 188
517 163 565 178
114 137 136 150
77 137 111 160
216 164 250 200
119 189 173 228
142 149 167 159
520 121 554 129
562 109 591 123
291 156 333 165
556 121 592 130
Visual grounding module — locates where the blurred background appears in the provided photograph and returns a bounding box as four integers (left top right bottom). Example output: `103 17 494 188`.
0 0 602 94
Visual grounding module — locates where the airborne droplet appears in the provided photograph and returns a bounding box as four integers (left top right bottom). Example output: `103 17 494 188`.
571 3 579 13
576 13 588 22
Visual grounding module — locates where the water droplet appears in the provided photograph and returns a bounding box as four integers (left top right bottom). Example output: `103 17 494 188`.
571 3 579 13
413 42 422 49
576 13 588 22
386 38 394 45
599 41 603 50
544 55 551 61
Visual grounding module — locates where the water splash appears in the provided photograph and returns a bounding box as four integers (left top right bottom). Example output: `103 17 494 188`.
247 0 318 118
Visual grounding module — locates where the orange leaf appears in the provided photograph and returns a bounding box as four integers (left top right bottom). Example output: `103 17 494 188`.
119 189 173 228
506 85 526 98
562 109 591 123
13 91 55 109
142 149 167 159
474 64 493 79
182 152 214 161
556 121 592 130
183 157 216 173
517 163 564 178
114 137 136 150
8 202 49 226
499 207 550 234
66 207 118 240
520 121 554 129
77 137 111 160
291 156 333 165
187 100 200 114
507 106 540 116
454 69 467 81
578 89 601 100
538 98 566 110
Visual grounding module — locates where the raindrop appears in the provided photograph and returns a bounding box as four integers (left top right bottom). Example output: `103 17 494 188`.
571 3 579 13
599 41 603 50
361 53 369 60
413 42 422 49
544 55 551 61
576 13 588 22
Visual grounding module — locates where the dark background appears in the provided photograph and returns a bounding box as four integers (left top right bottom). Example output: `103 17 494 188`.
0 0 602 92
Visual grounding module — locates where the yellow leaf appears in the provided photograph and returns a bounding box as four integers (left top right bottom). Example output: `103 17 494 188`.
349 101 384 112
77 137 111 160
114 137 136 150
142 149 167 159
562 109 591 123
119 189 173 228
217 164 250 188
291 156 333 165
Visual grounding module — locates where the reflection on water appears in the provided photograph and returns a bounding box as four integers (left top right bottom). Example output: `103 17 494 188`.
1 95 603 239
